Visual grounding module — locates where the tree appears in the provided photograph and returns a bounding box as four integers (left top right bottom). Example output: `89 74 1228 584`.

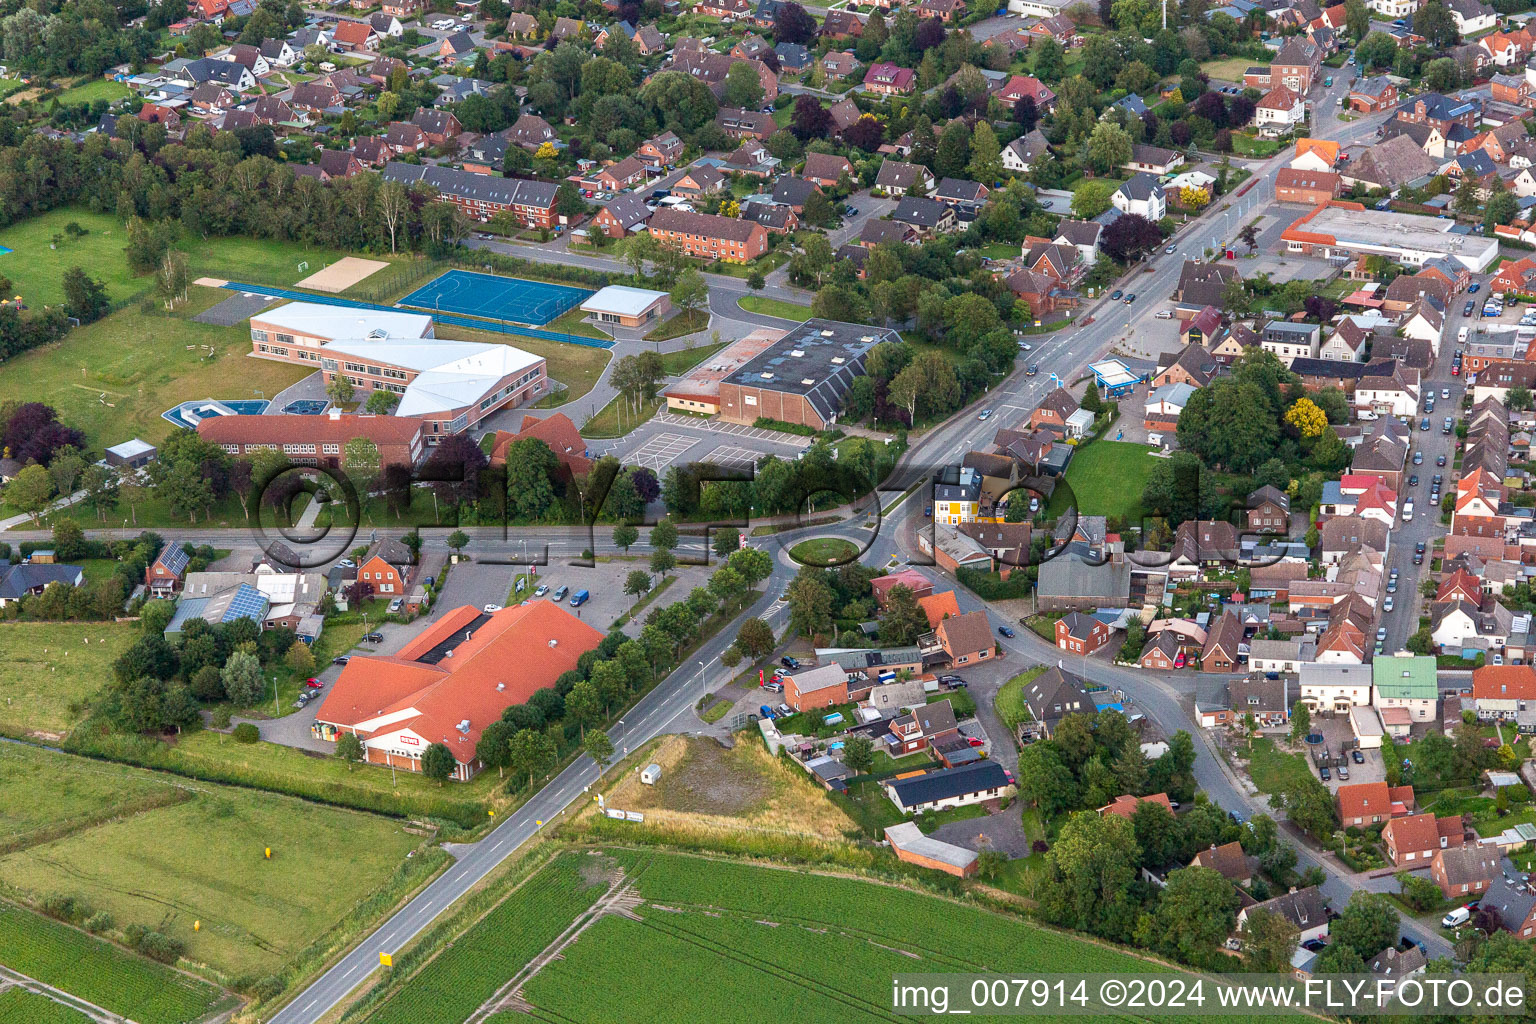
584 729 615 769
1279 775 1338 839
774 1 818 43
786 567 834 637
1150 866 1240 962
1355 30 1397 71
504 438 559 520
221 650 264 706
670 267 708 322
888 350 960 424
623 569 653 606
790 94 833 140
1242 908 1300 972
1014 742 1079 818
843 735 875 774
1509 387 1533 413
566 680 603 738
1344 0 1369 38
326 374 355 406
712 528 741 560
649 547 675 578
1284 397 1327 438
62 267 111 324
1087 120 1133 175
446 530 470 557
651 517 678 551
420 741 457 782
286 642 316 674
1413 0 1458 48
1035 811 1143 942
476 719 516 777
722 60 765 109
1289 700 1312 743
335 731 364 766
613 523 639 553
364 390 400 415
6 465 52 525
967 121 1002 185
1453 172 1481 217
1071 180 1115 219
1100 213 1162 263
1330 892 1399 961
508 727 557 789
735 617 775 659
881 583 928 645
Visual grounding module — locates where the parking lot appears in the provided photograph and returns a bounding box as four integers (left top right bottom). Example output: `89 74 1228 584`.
623 432 699 472
1310 712 1384 791
702 445 763 470
651 411 815 447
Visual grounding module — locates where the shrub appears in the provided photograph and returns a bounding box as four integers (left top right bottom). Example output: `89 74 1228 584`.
39 892 89 924
83 911 114 933
248 974 286 1001
232 722 260 744
210 705 232 730
135 930 186 964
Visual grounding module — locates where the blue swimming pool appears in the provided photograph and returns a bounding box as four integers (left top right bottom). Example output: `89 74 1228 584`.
161 398 269 430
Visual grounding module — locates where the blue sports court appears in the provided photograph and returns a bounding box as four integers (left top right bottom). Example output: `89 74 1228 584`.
398 270 592 326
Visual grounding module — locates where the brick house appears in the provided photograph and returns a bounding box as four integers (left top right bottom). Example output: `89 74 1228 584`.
1275 167 1341 204
645 207 768 263
1055 611 1110 655
783 662 849 712
1431 845 1501 899
1382 812 1464 866
1336 781 1415 827
146 542 191 597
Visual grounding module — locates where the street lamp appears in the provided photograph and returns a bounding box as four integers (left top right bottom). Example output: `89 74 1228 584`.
273 676 279 715
618 718 626 756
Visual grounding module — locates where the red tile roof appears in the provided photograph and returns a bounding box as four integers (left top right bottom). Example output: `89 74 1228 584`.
1099 792 1172 819
1474 665 1536 702
315 602 604 763
488 412 591 477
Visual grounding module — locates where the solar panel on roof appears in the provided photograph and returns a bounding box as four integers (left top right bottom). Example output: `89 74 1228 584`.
222 584 268 622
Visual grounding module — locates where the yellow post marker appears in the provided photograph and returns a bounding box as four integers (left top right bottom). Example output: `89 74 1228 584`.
264 847 271 860
488 809 495 817
536 820 543 826
193 921 200 932
379 952 393 968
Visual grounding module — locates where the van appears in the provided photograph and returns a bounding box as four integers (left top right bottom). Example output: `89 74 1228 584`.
1443 906 1471 928
1403 500 1414 522
640 763 662 785
552 585 569 601
570 589 590 608
1459 326 1470 343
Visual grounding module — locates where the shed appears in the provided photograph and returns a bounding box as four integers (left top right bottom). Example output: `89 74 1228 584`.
641 763 662 785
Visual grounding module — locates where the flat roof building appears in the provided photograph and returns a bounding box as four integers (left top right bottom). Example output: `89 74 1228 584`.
1282 201 1499 272
717 318 898 429
249 302 434 370
579 285 672 328
663 328 783 415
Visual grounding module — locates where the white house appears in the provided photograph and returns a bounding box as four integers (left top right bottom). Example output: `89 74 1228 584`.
1299 663 1374 714
1255 84 1306 132
1399 300 1445 356
1367 0 1418 17
1002 130 1049 174
1447 0 1497 36
1371 655 1439 723
1112 172 1166 220
1354 366 1421 419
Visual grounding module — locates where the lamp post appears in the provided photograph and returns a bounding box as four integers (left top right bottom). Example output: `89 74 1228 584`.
273 676 279 715
618 718 626 757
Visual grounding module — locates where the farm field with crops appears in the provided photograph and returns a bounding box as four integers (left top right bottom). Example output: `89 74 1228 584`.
0 988 92 1024
0 903 222 1024
379 848 1183 1024
361 852 610 1024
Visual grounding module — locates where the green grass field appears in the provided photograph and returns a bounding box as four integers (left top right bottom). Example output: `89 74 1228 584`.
1232 133 1281 157
1244 736 1313 795
660 340 726 375
0 741 192 854
54 78 133 105
789 537 859 565
738 295 812 321
582 394 659 439
0 744 422 977
0 287 310 454
1198 57 1255 82
1050 441 1159 522
0 988 93 1024
0 208 352 307
0 623 136 737
0 903 222 1024
644 308 709 342
995 665 1044 735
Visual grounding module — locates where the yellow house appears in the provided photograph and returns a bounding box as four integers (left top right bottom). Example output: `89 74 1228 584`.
933 469 981 526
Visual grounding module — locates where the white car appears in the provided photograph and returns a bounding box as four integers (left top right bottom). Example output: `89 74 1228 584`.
1155 310 1173 319
1384 595 1395 612
484 603 503 613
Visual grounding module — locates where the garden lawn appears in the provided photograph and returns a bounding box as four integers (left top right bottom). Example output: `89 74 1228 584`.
738 295 812 321
0 622 135 737
1049 441 1159 521
582 395 660 438
0 747 422 978
1232 134 1281 157
55 78 133 105
0 288 309 455
1245 736 1313 795
995 666 1044 734
644 308 709 342
1199 57 1256 81
788 537 859 565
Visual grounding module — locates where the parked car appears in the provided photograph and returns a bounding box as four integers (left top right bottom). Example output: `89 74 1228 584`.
337 558 355 569
1413 451 1423 465
1110 290 1123 300
1124 293 1137 303
997 625 1016 638
1302 939 1328 952
1420 417 1430 431
1320 766 1331 781
762 681 784 692
1165 245 1176 254
1351 749 1364 764
363 631 384 643
759 704 776 720
389 598 404 613
1337 765 1349 779
781 656 800 670
1442 388 1451 400
1408 474 1418 486
332 655 350 665
552 585 569 601
305 677 324 689
1464 300 1475 316
534 584 548 597
1437 454 1446 466
1384 596 1395 612
484 603 503 613
967 737 985 747
1470 282 1481 293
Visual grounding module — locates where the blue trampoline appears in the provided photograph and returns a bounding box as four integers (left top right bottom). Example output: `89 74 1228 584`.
398 269 592 326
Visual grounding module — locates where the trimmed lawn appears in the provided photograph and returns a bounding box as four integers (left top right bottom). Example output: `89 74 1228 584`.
1049 441 1160 522
0 744 424 978
55 78 133 105
1200 57 1257 81
660 340 726 375
996 665 1044 735
0 740 189 855
1244 736 1313 795
738 295 812 321
0 623 136 737
1232 134 1281 157
583 395 660 438
541 306 609 340
0 287 311 454
788 537 859 565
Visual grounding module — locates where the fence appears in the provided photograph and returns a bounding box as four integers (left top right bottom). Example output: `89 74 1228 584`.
219 283 615 349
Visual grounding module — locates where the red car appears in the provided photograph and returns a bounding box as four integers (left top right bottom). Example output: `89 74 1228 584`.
305 678 324 689
967 737 985 747
1173 649 1186 669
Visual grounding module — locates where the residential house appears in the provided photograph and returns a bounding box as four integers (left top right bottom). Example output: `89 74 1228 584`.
863 61 915 96
874 159 934 196
1247 485 1291 533
1382 811 1465 866
1431 845 1501 899
1256 84 1306 130
1201 612 1244 673
1055 611 1111 655
1350 76 1399 112
802 152 853 188
1337 781 1415 826
646 207 768 263
1236 887 1330 946
883 760 1014 814
1112 173 1166 220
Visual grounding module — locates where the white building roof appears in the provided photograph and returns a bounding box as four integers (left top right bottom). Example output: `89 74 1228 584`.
322 338 543 417
884 821 979 871
106 438 155 459
255 301 434 341
580 285 669 317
